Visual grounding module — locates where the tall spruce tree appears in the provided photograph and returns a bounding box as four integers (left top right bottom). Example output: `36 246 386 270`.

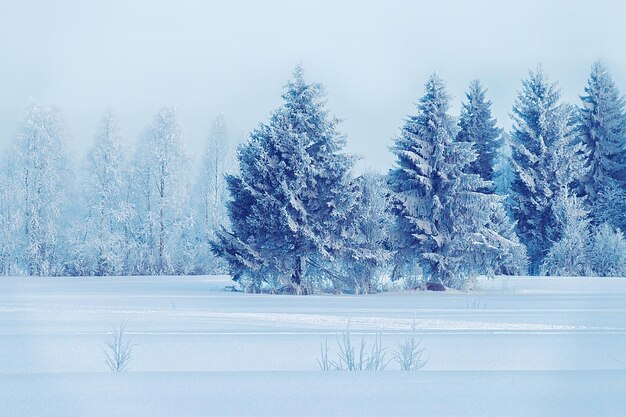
578 62 626 231
457 81 527 275
457 80 502 185
509 67 587 274
213 66 355 293
388 75 525 288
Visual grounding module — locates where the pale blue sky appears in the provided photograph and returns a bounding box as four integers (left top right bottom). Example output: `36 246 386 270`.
0 0 624 171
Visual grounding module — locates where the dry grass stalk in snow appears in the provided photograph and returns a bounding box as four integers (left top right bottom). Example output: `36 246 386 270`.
104 320 135 372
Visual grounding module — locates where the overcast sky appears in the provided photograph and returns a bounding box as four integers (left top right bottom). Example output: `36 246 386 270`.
1 0 625 172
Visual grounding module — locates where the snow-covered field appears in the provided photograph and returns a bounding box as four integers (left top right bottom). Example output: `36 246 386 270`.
1 276 625 416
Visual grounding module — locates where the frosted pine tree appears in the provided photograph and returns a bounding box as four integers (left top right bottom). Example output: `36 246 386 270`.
510 67 587 274
213 66 355 293
132 108 190 275
578 62 626 231
457 80 502 185
74 112 132 275
387 74 452 280
457 80 526 275
388 75 525 288
13 102 70 275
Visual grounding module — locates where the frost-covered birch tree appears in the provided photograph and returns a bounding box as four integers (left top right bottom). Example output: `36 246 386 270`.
0 155 22 275
132 107 190 275
12 103 70 275
191 113 230 273
71 112 132 275
493 133 515 194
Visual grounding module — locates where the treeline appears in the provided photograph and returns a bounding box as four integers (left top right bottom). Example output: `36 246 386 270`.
1 63 625 291
0 109 230 276
214 63 626 293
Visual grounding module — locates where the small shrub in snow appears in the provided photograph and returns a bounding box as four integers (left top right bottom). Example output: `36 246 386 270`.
541 193 592 276
319 323 428 371
104 320 135 372
393 321 426 371
318 326 390 371
589 224 626 277
541 192 626 277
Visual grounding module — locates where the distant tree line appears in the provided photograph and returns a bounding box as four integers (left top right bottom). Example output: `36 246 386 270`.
0 62 624 291
0 107 230 277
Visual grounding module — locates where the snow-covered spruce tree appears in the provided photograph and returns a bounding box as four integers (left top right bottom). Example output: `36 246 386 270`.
213 66 355 293
11 103 71 276
540 192 591 276
388 74 525 289
71 112 133 275
457 80 527 275
333 172 393 294
131 108 190 275
578 62 626 231
589 223 626 277
509 67 588 274
457 80 502 185
191 113 230 274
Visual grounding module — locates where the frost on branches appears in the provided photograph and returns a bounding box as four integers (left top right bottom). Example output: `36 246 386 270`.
388 75 525 289
509 67 588 274
578 62 626 232
213 66 355 293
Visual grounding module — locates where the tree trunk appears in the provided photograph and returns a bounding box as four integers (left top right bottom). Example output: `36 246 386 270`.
291 256 302 289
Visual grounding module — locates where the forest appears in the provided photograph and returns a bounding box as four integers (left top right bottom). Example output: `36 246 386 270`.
0 63 624 292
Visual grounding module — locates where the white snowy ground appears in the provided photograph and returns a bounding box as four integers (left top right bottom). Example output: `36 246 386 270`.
1 276 625 417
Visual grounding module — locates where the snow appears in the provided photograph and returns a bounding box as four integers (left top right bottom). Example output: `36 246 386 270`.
1 275 625 416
